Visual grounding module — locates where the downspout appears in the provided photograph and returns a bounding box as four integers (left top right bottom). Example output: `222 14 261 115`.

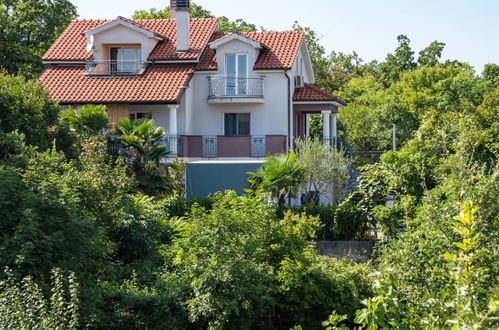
285 70 292 152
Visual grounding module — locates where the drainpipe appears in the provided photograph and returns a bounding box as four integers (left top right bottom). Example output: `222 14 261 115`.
285 70 292 152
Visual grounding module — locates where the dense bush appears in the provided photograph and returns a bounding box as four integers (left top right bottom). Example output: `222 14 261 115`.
0 267 79 329
277 203 370 240
162 192 371 329
0 73 59 149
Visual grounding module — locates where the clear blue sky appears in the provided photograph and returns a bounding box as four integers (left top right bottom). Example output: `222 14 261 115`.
72 0 499 72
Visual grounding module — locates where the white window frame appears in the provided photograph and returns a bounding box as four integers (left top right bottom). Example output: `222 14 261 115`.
225 53 249 96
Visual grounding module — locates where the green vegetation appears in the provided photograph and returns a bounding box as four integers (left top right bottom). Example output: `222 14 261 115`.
1 1 498 328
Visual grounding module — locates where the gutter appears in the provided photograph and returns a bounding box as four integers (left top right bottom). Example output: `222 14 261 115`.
285 70 292 151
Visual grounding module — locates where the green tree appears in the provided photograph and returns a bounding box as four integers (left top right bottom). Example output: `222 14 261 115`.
417 40 446 67
378 35 417 84
116 118 173 196
132 2 256 32
0 0 77 78
0 72 60 149
482 63 499 84
246 152 305 205
295 137 351 204
60 105 109 136
165 191 370 329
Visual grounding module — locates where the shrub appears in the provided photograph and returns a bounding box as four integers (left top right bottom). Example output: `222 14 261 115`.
0 267 79 329
0 73 60 149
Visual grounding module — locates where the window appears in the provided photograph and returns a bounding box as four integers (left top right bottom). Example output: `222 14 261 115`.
129 112 152 121
110 46 141 73
224 113 250 136
225 54 248 96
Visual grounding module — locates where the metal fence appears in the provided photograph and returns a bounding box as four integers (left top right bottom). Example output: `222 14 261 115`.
208 75 264 99
85 60 146 76
251 135 266 157
202 136 218 158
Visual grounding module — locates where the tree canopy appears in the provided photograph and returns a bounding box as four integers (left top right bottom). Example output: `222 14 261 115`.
0 0 77 78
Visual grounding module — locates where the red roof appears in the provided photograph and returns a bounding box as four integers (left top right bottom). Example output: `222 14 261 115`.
293 83 346 105
197 31 304 71
42 18 218 62
39 66 193 103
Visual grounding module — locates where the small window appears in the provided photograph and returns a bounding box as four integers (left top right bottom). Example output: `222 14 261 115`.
129 112 152 121
224 113 250 136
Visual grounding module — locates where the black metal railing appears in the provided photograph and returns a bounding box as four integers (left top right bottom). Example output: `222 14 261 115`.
85 60 147 76
251 135 266 157
207 75 264 99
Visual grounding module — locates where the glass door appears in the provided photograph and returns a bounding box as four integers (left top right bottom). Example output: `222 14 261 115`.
110 47 120 74
225 54 247 96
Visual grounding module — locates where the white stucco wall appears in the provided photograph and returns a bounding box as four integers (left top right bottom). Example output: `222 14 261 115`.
91 25 158 62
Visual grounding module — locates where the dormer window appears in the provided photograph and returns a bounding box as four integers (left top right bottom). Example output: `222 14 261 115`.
85 45 145 76
226 54 248 96
109 46 142 73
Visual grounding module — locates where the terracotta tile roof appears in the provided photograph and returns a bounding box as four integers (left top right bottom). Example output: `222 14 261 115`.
196 31 304 71
293 83 346 105
39 65 193 103
42 18 218 62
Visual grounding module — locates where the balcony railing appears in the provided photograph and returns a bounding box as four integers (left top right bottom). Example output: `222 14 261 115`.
85 60 147 76
207 75 264 99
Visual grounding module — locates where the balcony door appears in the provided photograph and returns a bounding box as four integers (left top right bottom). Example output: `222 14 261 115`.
110 46 141 74
225 54 247 96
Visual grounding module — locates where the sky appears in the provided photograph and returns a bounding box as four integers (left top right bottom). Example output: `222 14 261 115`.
72 0 499 72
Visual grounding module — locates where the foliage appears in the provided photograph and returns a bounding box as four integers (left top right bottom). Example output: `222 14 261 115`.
246 151 305 205
0 72 60 149
170 157 187 198
0 267 79 329
0 0 77 78
339 64 492 151
116 118 174 196
355 197 499 329
165 191 370 329
132 2 256 32
295 137 351 204
60 104 109 136
277 203 371 240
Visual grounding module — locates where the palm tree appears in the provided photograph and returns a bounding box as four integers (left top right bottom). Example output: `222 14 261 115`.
246 151 305 205
116 118 174 196
60 105 109 136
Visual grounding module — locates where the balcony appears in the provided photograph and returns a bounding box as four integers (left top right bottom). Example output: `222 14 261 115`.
85 60 147 76
180 135 286 158
207 75 264 103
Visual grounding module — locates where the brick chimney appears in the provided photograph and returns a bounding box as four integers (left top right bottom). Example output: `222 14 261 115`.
170 0 190 52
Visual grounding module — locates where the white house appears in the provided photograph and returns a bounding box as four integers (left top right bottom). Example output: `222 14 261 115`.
40 0 346 196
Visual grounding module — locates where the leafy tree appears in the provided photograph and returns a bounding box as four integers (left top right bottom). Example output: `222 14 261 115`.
0 0 77 78
60 104 109 136
116 118 173 196
378 34 417 84
417 40 446 67
295 137 351 204
0 72 60 149
482 63 499 84
132 2 256 32
165 191 370 329
0 267 80 329
246 152 305 205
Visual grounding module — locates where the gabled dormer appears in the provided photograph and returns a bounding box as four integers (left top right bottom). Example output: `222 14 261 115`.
83 17 163 76
208 33 262 76
206 33 264 102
